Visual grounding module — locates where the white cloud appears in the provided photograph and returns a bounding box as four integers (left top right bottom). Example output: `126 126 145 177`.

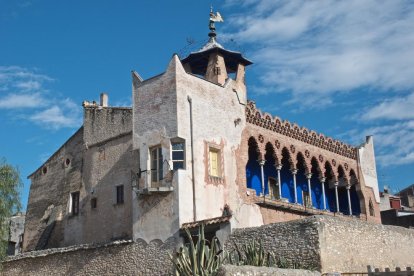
30 105 80 129
224 0 414 106
0 93 47 109
362 92 414 121
0 66 53 92
0 66 81 130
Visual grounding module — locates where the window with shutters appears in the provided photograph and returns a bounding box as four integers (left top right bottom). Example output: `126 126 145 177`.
150 146 163 186
209 147 221 177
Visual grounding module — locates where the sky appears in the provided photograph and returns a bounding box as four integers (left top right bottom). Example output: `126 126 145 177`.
1 0 413 210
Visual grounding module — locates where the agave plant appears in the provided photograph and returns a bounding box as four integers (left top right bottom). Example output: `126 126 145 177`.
170 224 224 276
225 239 276 267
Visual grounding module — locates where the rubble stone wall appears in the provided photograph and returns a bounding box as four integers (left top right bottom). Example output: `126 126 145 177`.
5 216 414 275
2 239 177 276
225 216 321 271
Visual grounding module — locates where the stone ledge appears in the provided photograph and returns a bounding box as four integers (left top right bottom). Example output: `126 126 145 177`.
217 265 321 276
4 240 133 262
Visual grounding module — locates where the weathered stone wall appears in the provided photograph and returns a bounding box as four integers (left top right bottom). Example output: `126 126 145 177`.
24 106 134 251
5 216 414 275
225 215 414 273
24 128 84 251
318 215 414 273
83 107 132 146
64 133 134 246
225 217 321 271
2 239 178 276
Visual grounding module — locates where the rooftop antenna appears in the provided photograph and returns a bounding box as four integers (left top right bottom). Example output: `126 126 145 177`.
209 6 224 41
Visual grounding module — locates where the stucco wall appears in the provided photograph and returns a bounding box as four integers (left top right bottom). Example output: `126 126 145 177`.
175 56 260 230
358 136 380 203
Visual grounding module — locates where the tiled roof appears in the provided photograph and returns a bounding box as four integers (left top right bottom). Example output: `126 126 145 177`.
181 215 231 229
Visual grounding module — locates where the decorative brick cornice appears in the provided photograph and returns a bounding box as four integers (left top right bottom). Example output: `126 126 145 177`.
245 101 357 159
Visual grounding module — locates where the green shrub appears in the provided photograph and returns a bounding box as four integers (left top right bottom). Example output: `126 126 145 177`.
225 239 276 267
170 224 224 276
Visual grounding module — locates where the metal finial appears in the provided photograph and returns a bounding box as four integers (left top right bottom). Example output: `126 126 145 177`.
208 7 224 39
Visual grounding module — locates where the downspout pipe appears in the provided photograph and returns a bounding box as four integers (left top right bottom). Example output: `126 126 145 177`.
188 96 197 222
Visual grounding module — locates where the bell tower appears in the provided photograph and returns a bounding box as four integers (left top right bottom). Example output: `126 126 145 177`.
181 8 252 87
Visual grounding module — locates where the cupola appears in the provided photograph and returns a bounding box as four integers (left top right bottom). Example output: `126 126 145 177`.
181 8 253 86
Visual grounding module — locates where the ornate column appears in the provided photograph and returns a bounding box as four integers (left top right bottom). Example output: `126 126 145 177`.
276 164 282 199
259 160 266 196
291 169 298 204
320 177 327 210
346 184 352 216
334 182 339 213
306 173 313 208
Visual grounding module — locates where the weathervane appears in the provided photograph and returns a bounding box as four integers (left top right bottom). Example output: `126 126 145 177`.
209 6 224 39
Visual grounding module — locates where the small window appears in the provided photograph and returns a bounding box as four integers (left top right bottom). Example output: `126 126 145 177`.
116 185 124 204
42 167 47 174
369 199 375 216
65 158 71 167
151 146 163 186
209 147 221 177
91 198 97 209
214 66 221 75
268 177 279 200
172 142 185 170
71 191 80 215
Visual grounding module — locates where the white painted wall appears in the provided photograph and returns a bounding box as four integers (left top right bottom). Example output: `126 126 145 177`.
358 136 380 203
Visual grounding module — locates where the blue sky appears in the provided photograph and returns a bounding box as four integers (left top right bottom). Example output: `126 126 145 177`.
1 0 413 210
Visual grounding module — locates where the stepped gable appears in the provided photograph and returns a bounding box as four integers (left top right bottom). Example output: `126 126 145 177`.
245 101 357 159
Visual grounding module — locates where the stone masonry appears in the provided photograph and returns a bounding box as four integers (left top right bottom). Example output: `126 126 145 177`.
3 216 414 275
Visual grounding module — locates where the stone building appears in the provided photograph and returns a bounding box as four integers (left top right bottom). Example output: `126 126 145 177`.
22 11 381 252
4 213 25 255
397 183 414 209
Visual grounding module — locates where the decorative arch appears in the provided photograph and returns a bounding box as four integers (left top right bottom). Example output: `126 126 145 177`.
296 152 311 174
296 152 310 206
324 161 337 212
246 136 262 195
310 157 325 209
337 165 348 186
349 169 362 216
248 137 261 160
280 147 296 203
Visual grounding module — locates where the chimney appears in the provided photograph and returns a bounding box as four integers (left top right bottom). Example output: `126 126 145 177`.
100 93 108 107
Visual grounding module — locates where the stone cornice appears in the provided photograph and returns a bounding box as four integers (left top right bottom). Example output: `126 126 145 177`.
245 101 357 159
